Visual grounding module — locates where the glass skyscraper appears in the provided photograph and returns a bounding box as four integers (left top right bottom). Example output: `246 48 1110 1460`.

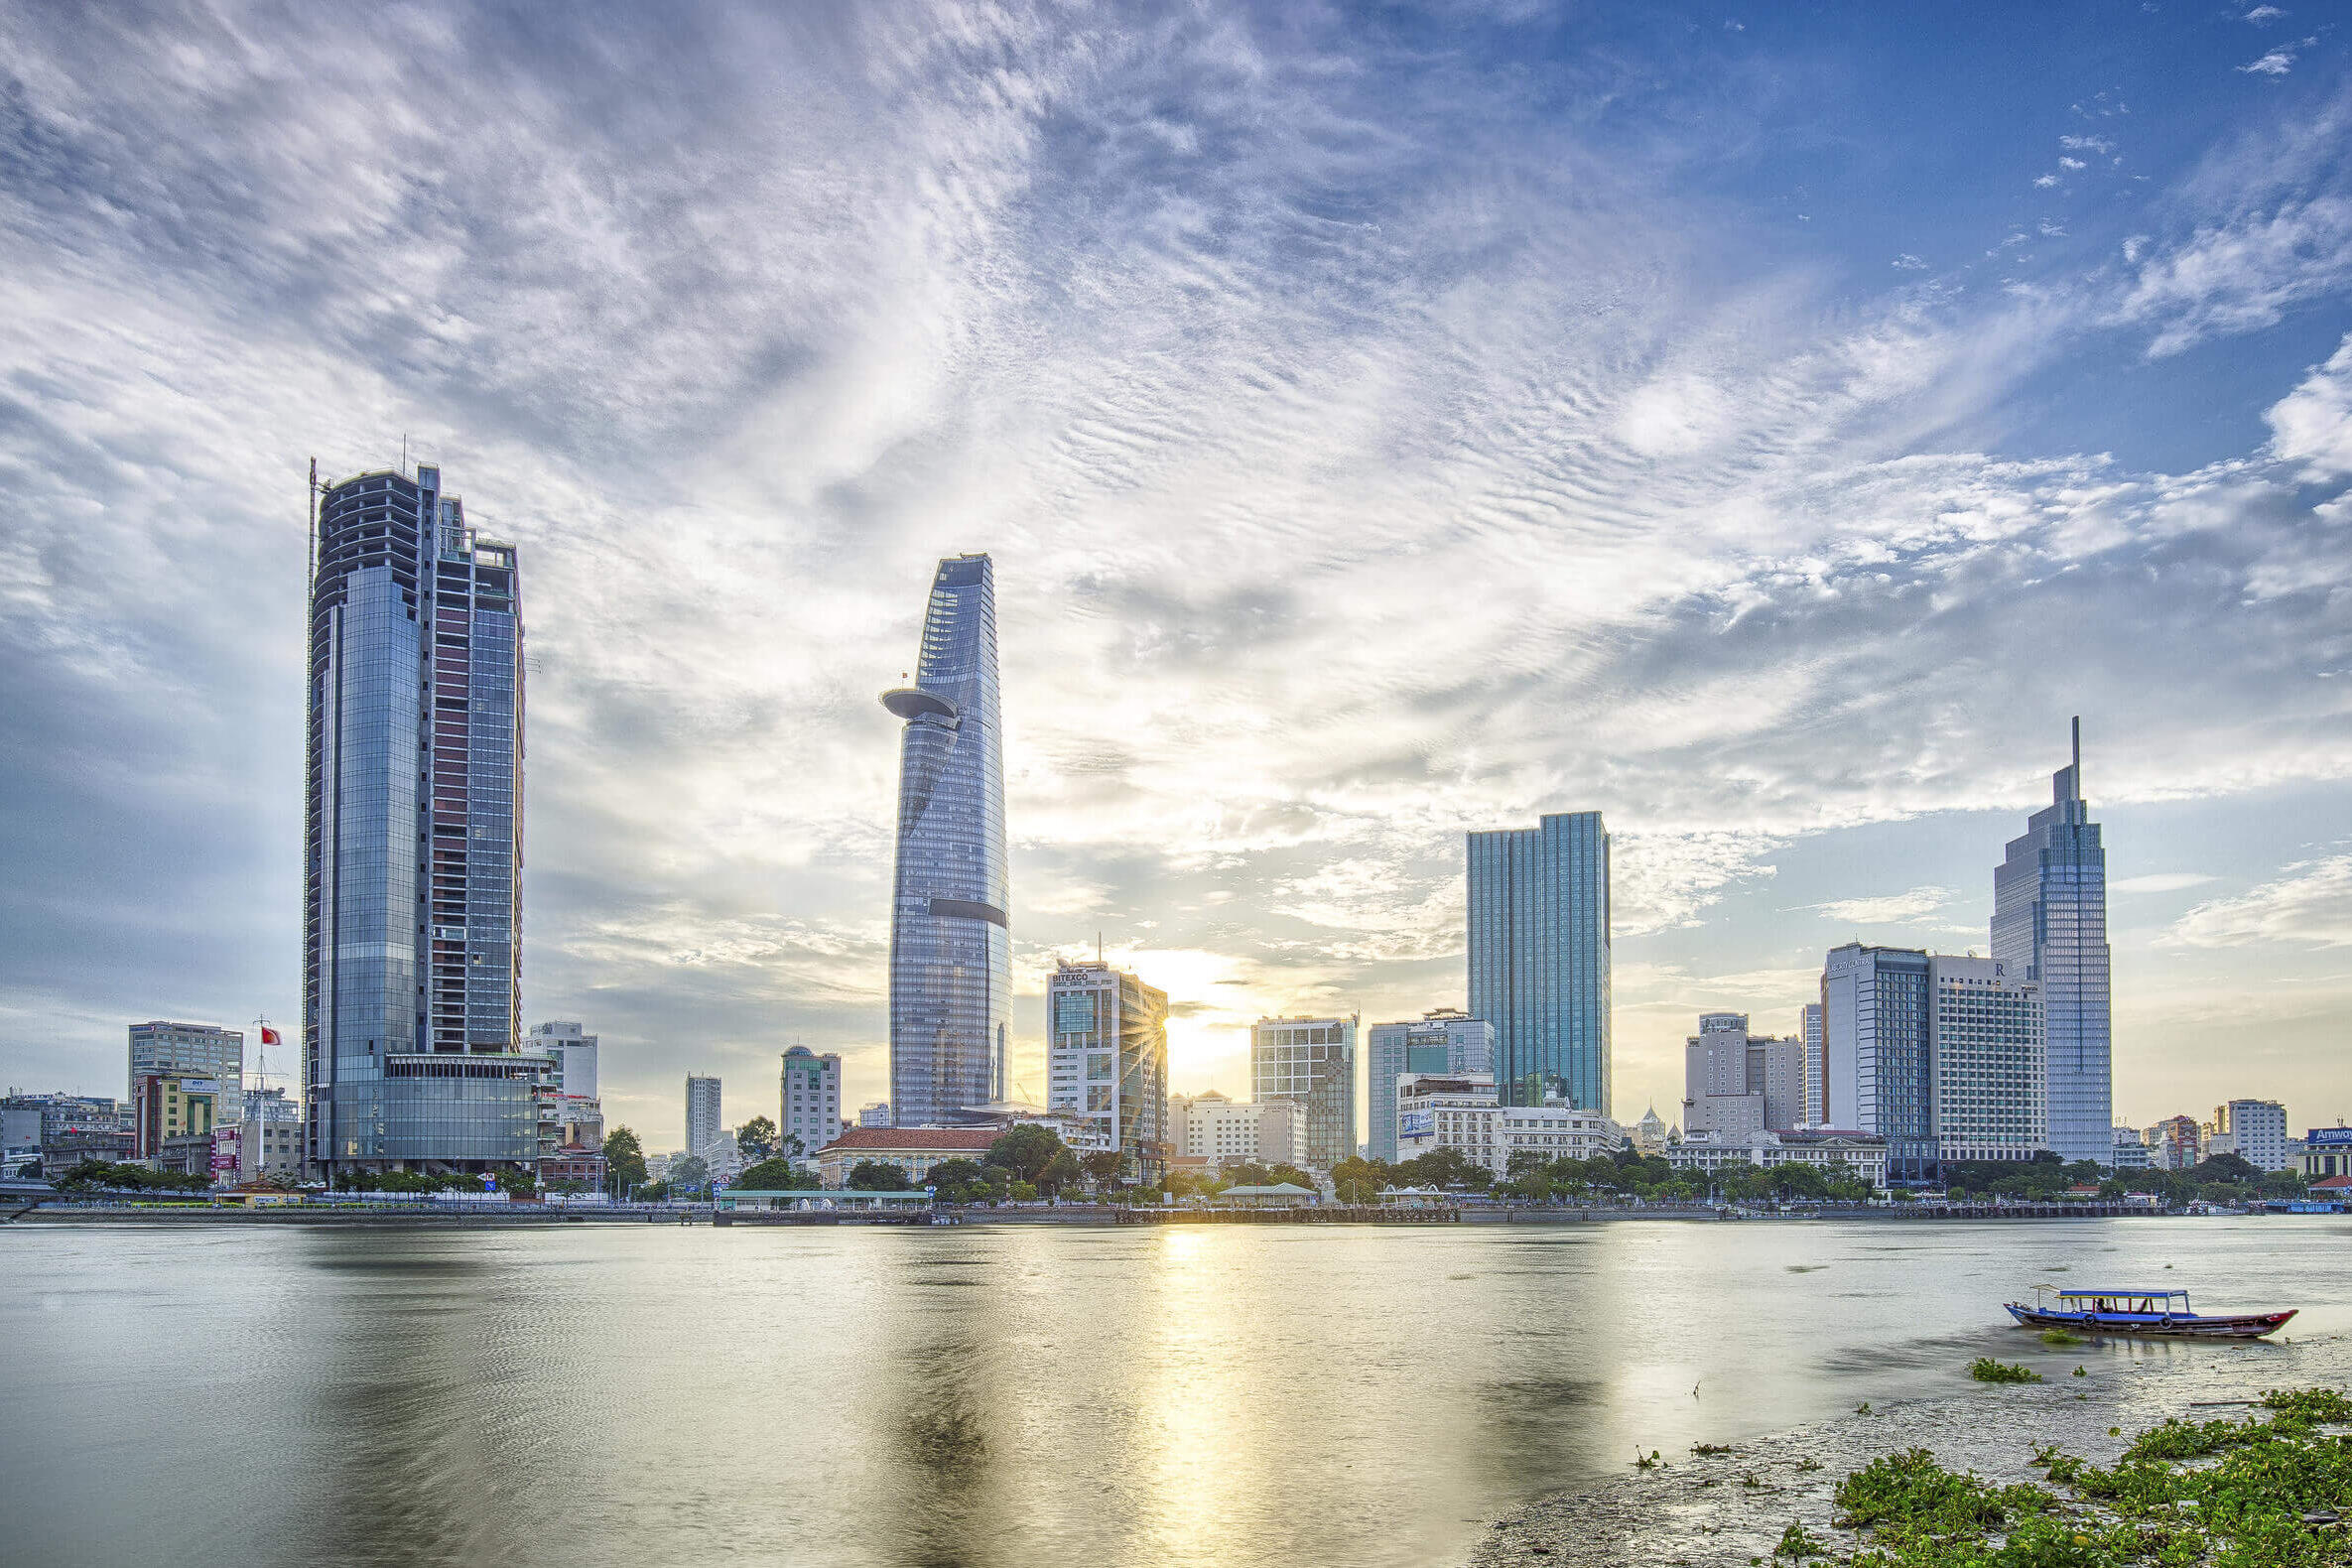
1250 1015 1358 1172
305 464 545 1176
1466 811 1612 1113
1992 719 2111 1165
881 554 1009 1126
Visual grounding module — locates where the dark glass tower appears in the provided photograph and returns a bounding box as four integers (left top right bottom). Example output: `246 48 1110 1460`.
881 554 1009 1126
305 464 542 1176
1993 719 2111 1165
1466 811 1612 1113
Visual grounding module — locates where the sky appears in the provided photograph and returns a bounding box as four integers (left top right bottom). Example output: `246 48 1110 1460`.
2 1 2348 1154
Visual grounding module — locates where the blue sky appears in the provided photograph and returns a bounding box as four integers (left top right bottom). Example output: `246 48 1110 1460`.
1 1 2347 1150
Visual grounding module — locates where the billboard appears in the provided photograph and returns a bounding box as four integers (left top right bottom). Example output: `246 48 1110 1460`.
2307 1126 2352 1148
1400 1110 1435 1143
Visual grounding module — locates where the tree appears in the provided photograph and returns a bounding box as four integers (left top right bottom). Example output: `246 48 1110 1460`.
1038 1148 1083 1198
734 1157 822 1191
985 1123 1066 1182
848 1160 907 1191
1080 1150 1122 1193
637 1181 671 1202
668 1154 710 1193
1267 1163 1321 1193
1329 1155 1391 1204
492 1163 538 1198
736 1116 779 1162
602 1126 648 1197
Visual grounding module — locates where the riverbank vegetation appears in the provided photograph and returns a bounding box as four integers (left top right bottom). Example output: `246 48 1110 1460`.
1805 1387 2352 1566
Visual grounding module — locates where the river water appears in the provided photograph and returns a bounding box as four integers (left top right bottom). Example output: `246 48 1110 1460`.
5 1216 2346 1568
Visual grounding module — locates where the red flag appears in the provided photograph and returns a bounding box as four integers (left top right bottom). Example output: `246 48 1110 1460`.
261 1026 281 1046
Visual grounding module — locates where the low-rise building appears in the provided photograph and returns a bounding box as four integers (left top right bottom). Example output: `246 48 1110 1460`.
856 1103 891 1128
2111 1124 2153 1170
2148 1113 2203 1171
541 1143 607 1192
133 1076 217 1161
1661 1127 1891 1191
1681 1013 1807 1136
1392 1074 1618 1177
2300 1125 2352 1182
816 1127 996 1189
1167 1091 1306 1170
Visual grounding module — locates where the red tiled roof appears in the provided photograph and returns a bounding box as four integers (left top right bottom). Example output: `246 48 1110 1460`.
2311 1175 2352 1191
818 1127 994 1153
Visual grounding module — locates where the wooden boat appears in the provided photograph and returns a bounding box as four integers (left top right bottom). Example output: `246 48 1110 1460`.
2005 1286 2294 1339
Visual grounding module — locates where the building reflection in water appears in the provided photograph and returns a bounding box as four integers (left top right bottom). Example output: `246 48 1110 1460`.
869 1236 1017 1568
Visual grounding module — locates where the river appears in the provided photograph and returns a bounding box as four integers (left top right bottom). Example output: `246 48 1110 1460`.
4 1216 2346 1567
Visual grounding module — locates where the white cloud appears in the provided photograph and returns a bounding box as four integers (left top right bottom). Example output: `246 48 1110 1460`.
1893 253 1927 270
2244 6 2287 21
2110 872 2219 894
2034 174 2060 189
2265 333 2352 478
2060 157 2087 171
1800 886 1956 925
2164 855 2352 949
2239 48 2295 75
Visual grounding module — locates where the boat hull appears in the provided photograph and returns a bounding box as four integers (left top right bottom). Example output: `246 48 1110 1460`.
2006 1304 2295 1340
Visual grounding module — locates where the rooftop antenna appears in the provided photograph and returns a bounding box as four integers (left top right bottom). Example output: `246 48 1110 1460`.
306 457 319 589
1098 930 1104 964
2072 715 2082 793
401 434 409 476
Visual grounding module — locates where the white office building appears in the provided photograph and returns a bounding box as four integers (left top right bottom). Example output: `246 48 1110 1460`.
1046 960 1170 1179
1928 956 2045 1165
1167 1091 1305 1169
1801 1002 1826 1125
857 1102 891 1128
1392 1073 1618 1178
2212 1099 2288 1171
2111 1124 2153 1170
779 1048 844 1166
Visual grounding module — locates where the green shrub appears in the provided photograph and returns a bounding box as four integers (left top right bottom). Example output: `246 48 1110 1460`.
1970 1357 2043 1383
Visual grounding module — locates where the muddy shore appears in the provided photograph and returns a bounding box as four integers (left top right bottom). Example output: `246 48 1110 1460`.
1467 1329 2352 1567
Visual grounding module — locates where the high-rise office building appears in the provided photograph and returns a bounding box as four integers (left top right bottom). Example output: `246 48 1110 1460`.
1927 957 2045 1164
1365 1009 1495 1162
685 1075 722 1159
1466 811 1612 1112
304 464 538 1176
1822 945 1933 1179
1823 945 2044 1177
1250 1015 1357 1171
128 1022 243 1124
1801 1003 1826 1126
1045 961 1170 1180
1992 719 2111 1165
881 554 1009 1126
779 1048 844 1163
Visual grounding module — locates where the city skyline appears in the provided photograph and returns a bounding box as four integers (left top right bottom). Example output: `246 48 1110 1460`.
5 6 2351 1141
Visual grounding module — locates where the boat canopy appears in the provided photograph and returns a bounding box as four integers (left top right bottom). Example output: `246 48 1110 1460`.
2055 1289 2189 1300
